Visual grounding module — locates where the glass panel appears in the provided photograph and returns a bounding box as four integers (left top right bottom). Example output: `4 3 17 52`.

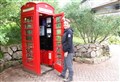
56 16 62 28
25 24 32 28
56 23 61 28
56 36 61 41
56 59 62 65
26 49 33 58
26 36 32 40
57 47 61 53
26 42 33 58
56 17 61 23
24 17 32 23
26 30 32 35
26 42 33 49
56 29 61 34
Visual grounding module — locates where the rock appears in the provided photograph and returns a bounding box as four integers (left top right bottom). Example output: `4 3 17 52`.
89 44 96 48
102 45 109 51
7 47 13 56
11 46 17 52
90 51 96 58
4 61 12 69
11 60 21 66
75 57 83 63
81 52 88 57
3 53 12 61
74 47 77 53
96 46 100 50
96 49 102 57
76 51 82 57
88 48 92 53
76 45 82 49
0 46 8 53
0 59 4 72
17 44 22 51
0 62 4 72
83 58 93 64
80 47 87 53
86 52 91 58
83 44 89 49
13 51 22 59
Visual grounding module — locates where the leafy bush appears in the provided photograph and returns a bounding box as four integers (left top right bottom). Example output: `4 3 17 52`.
108 36 120 44
0 23 21 45
0 28 9 45
62 1 120 44
5 24 21 45
0 51 4 59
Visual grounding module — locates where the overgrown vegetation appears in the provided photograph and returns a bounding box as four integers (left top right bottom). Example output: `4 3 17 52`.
62 1 120 44
0 0 60 45
0 51 4 59
0 0 120 45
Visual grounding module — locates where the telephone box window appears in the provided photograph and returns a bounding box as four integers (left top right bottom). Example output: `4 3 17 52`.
26 49 33 58
26 42 33 58
24 17 32 23
56 29 61 35
26 36 32 40
25 24 32 28
26 30 32 35
56 36 61 41
26 42 33 48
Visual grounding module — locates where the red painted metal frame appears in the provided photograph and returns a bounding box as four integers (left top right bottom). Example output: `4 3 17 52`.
21 2 41 74
53 13 64 73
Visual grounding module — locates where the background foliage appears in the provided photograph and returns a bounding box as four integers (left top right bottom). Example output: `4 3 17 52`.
0 0 120 45
62 1 120 44
0 0 60 45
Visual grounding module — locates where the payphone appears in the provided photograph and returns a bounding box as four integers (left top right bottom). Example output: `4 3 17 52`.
21 2 64 75
39 16 53 50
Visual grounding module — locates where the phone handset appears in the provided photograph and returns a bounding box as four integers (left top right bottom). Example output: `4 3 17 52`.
47 28 51 38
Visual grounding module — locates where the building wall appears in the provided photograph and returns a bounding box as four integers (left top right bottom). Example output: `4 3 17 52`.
81 0 120 15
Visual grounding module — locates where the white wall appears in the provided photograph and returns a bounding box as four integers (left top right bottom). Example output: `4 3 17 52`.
86 0 118 8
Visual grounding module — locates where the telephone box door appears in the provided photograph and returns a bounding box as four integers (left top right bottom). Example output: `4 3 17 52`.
53 13 64 73
21 13 40 75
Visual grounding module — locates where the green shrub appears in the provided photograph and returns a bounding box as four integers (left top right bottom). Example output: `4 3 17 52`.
0 51 4 59
0 28 9 45
73 36 84 44
5 24 21 45
108 36 120 44
0 23 21 45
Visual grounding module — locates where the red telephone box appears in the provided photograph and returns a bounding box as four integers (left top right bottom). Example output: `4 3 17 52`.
21 2 64 75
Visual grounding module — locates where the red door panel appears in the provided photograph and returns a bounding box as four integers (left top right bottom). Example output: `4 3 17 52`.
53 13 64 73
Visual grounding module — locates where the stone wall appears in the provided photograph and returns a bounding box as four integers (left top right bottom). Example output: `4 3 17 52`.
0 44 22 72
0 43 111 72
74 44 111 64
